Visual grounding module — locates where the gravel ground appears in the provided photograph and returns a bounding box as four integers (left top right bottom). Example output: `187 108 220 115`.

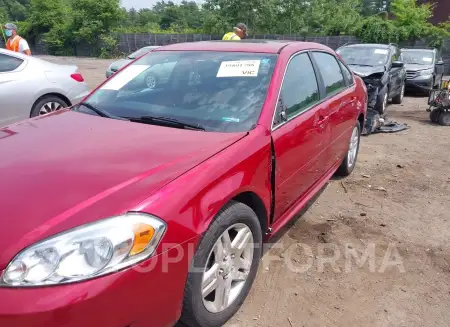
38 55 450 327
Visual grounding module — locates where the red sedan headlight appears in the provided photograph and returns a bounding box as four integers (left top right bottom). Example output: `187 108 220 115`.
0 213 166 287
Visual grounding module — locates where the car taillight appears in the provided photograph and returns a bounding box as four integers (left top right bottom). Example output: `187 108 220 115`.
71 73 84 82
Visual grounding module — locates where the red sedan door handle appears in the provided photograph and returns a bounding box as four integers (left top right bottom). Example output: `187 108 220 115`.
316 114 329 128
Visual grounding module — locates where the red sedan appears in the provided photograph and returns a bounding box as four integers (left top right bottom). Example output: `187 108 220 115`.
0 41 367 327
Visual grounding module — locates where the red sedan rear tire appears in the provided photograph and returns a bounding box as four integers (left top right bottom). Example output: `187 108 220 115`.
336 121 361 177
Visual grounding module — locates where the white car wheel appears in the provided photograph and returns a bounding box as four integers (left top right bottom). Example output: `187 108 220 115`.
31 96 69 118
40 102 64 115
146 75 157 89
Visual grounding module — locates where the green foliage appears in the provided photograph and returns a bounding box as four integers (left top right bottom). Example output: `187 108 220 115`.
0 7 8 23
202 12 233 35
43 21 73 55
361 0 391 16
135 9 160 27
70 0 125 44
357 15 400 43
0 0 30 21
99 33 118 58
356 0 449 47
1 0 448 56
424 23 450 49
22 0 124 55
26 0 68 41
391 0 433 40
15 19 29 34
304 0 363 36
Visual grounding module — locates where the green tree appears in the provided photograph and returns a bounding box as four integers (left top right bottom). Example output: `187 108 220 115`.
136 9 160 27
304 0 362 35
361 0 391 16
152 1 179 29
203 0 280 34
0 0 30 21
0 0 449 56
178 1 204 29
266 0 308 35
356 0 449 47
69 0 124 44
391 0 433 41
26 0 68 37
0 6 7 22
357 15 400 43
127 7 138 26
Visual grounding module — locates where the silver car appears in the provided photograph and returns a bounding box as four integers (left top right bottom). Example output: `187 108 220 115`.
106 46 160 78
0 49 89 127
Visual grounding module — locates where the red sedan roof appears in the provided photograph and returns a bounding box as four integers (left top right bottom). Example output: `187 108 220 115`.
153 40 331 54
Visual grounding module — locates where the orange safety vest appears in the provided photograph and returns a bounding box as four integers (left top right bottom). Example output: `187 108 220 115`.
6 36 23 52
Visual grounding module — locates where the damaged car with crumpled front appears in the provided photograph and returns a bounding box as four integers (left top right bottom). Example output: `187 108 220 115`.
337 43 406 114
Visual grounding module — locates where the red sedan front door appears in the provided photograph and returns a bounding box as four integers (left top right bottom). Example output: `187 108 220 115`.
271 52 331 220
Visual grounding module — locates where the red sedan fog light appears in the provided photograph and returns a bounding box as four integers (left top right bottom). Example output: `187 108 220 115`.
71 73 85 82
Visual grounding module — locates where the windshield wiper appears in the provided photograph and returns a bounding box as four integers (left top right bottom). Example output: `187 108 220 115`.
127 115 205 131
76 102 129 121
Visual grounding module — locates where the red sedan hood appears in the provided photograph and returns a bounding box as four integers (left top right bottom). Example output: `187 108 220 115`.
0 110 246 269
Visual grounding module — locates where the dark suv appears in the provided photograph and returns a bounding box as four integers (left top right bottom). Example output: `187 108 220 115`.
336 43 406 114
400 48 445 93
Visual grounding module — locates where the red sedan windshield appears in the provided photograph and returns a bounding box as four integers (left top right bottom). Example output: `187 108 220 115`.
86 51 278 132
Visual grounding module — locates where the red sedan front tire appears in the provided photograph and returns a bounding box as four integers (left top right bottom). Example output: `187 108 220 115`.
180 201 262 327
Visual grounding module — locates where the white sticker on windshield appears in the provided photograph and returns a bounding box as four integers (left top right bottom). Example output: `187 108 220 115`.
217 60 261 77
374 49 389 55
423 57 433 62
101 65 150 90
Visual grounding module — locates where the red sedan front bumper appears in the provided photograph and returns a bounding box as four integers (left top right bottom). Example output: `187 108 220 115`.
0 242 193 327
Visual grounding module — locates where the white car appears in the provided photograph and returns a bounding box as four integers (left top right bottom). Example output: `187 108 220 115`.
0 49 89 127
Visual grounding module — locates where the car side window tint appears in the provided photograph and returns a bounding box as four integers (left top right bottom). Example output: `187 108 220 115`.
275 53 320 125
0 54 24 73
338 61 354 86
311 52 346 96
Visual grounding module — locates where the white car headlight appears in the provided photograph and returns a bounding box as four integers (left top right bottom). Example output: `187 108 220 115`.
419 69 434 76
0 213 166 287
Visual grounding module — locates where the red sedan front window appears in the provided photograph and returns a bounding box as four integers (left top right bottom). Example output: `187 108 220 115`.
86 51 278 132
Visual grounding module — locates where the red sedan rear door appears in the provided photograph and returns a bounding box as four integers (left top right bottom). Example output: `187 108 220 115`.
309 51 357 166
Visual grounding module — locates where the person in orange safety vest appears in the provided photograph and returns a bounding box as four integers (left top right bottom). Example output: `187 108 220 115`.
3 23 31 55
